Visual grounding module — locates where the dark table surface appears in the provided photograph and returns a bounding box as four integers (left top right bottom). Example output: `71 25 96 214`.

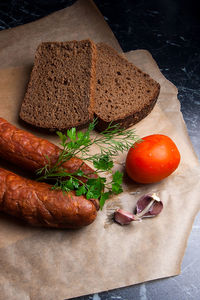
0 1 200 299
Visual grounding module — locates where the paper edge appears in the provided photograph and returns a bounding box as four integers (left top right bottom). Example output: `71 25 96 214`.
125 49 199 163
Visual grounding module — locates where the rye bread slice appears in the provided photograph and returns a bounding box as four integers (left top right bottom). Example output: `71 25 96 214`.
94 43 160 131
20 39 96 130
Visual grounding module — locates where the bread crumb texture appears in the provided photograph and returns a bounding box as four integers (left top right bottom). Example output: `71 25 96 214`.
20 40 96 130
94 43 160 130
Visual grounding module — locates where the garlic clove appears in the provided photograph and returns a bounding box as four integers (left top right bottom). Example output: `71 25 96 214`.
114 209 135 225
136 193 163 218
114 193 163 226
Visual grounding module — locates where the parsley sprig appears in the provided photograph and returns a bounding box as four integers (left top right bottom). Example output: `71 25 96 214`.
36 119 140 209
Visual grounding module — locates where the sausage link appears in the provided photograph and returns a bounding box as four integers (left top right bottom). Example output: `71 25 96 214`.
0 167 97 228
0 117 97 180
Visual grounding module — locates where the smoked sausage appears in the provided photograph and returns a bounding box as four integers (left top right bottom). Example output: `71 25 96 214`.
0 117 97 181
0 167 97 228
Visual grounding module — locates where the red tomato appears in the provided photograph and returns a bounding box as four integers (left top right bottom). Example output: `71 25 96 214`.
125 134 181 184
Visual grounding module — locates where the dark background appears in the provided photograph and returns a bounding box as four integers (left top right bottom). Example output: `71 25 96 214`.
0 1 200 299
0 0 199 158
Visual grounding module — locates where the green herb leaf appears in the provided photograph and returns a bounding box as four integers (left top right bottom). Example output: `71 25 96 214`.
77 131 84 140
67 127 76 141
86 177 104 199
65 178 74 190
37 119 140 209
86 190 95 199
56 131 67 147
72 178 80 189
113 170 123 185
93 154 114 171
76 185 87 196
112 183 123 194
75 170 84 177
99 192 110 210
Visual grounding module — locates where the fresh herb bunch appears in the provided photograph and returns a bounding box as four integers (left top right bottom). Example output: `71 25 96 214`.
37 119 140 209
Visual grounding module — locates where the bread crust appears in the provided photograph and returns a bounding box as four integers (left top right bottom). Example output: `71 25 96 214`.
95 84 160 131
94 43 160 131
20 39 97 131
87 39 97 122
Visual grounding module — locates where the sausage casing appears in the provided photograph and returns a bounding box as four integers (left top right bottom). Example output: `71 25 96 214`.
0 117 97 180
0 167 97 228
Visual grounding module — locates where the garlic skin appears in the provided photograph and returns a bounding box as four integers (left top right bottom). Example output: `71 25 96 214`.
114 193 163 226
136 193 163 218
114 209 135 225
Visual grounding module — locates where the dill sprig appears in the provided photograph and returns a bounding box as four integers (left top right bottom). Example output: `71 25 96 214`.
36 119 140 209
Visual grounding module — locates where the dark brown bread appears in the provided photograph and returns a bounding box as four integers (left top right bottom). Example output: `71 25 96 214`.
20 39 96 130
94 43 160 131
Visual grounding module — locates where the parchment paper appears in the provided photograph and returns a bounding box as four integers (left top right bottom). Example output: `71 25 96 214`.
0 1 200 299
0 0 121 69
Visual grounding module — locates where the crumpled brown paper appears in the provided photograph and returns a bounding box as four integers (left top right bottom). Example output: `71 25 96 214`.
0 0 121 69
0 0 200 299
